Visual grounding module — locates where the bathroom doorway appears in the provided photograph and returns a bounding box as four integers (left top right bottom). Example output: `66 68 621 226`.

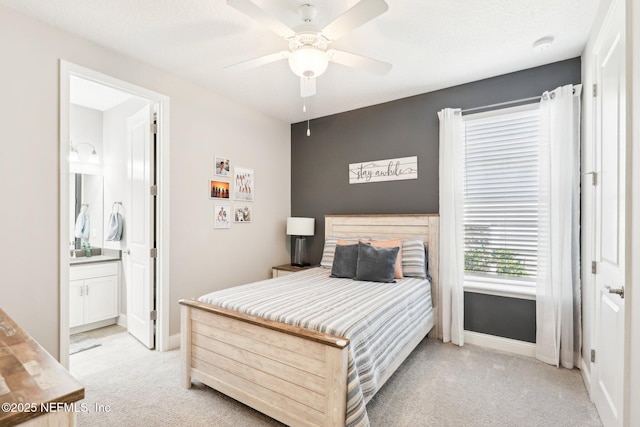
59 61 171 368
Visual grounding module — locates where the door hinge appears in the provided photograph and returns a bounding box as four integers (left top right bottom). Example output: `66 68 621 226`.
150 248 157 258
591 349 596 363
592 261 597 274
151 122 157 134
592 84 597 97
584 172 598 186
150 185 158 196
150 310 157 321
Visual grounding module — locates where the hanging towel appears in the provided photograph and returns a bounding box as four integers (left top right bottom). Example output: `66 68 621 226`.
106 211 123 241
74 213 90 239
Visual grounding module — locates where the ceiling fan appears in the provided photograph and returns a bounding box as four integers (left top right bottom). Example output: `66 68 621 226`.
225 0 392 98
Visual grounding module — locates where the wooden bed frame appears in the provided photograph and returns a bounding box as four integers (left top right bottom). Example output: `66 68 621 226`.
180 214 439 426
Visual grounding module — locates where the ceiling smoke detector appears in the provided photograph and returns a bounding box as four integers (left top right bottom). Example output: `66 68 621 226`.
533 36 554 52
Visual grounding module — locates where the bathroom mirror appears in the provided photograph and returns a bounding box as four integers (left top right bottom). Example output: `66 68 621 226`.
70 173 104 249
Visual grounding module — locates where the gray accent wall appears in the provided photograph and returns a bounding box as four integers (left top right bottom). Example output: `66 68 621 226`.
292 57 581 263
464 293 536 343
291 57 581 342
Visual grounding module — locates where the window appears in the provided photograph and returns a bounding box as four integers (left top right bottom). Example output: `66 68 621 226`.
463 104 540 288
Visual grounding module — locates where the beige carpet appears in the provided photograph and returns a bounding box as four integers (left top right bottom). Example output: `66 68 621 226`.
70 329 601 426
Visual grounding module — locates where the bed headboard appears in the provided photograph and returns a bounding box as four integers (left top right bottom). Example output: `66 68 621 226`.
324 214 440 340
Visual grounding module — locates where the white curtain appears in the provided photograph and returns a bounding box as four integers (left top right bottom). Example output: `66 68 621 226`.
438 108 465 345
536 84 582 368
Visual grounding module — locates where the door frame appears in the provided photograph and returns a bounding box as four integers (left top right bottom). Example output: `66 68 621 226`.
624 0 640 422
58 60 171 368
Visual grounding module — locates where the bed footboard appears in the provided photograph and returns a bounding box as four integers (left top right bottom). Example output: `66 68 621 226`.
180 299 349 427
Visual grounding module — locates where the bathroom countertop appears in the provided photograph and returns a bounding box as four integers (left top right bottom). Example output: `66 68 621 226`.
70 248 121 265
70 254 120 265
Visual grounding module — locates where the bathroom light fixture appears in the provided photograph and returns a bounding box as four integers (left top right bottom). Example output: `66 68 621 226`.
69 142 101 164
69 145 80 162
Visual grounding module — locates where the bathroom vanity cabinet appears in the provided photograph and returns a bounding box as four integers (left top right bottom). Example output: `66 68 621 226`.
69 261 119 332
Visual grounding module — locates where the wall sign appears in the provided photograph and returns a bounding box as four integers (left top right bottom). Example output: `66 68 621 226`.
349 156 418 184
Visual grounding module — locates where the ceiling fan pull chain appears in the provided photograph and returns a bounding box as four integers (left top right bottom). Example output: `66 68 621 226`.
306 97 311 137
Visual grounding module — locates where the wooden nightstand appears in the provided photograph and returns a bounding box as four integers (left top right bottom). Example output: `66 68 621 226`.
272 264 315 278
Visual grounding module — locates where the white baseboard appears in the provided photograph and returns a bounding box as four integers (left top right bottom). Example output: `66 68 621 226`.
581 357 592 395
168 333 181 350
464 330 536 358
117 314 127 328
70 318 117 335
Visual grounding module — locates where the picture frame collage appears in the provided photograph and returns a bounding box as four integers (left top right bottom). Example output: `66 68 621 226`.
210 156 254 229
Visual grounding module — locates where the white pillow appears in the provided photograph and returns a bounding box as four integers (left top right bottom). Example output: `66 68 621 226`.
401 239 427 278
320 236 361 269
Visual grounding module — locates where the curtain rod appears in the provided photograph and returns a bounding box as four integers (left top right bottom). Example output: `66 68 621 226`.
461 95 541 114
461 85 580 114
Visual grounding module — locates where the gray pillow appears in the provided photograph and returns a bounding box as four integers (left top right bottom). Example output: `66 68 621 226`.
355 242 399 283
330 244 359 278
320 237 360 269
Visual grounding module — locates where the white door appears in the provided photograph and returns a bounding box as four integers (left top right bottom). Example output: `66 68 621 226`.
125 104 156 349
592 1 626 425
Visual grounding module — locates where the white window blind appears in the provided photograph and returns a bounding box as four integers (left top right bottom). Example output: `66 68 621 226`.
463 105 539 284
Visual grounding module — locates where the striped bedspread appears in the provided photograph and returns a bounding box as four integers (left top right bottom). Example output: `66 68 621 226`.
198 267 434 427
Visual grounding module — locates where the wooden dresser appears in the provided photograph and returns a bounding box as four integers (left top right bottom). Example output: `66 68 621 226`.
0 308 84 426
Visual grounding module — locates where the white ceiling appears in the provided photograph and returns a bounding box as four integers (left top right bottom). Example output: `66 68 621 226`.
0 0 599 123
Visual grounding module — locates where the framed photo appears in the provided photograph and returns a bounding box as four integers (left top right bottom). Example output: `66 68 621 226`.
214 203 231 229
234 205 252 223
215 156 231 177
234 166 254 201
209 180 230 199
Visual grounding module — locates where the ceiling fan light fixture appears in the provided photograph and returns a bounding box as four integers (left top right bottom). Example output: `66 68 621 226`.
288 47 329 78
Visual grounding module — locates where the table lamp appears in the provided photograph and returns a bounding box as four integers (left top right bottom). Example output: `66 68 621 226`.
286 217 315 267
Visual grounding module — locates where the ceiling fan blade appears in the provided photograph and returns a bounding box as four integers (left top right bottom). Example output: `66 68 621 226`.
321 0 389 41
225 51 289 72
227 0 296 38
300 77 316 98
328 49 392 75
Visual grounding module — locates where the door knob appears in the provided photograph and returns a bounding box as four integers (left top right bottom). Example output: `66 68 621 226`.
123 249 131 255
605 285 625 299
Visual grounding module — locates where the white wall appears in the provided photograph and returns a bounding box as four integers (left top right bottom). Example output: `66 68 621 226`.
0 5 290 358
70 104 103 162
167 83 293 330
